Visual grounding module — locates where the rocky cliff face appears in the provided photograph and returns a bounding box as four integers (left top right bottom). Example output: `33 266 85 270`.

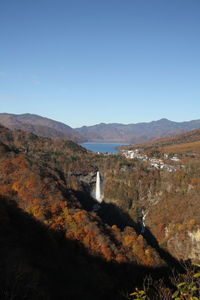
167 228 200 261
96 157 200 263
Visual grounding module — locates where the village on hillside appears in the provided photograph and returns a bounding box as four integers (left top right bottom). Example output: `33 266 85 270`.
120 149 181 172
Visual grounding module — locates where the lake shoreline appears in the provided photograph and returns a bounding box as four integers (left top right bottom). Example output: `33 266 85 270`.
80 142 130 154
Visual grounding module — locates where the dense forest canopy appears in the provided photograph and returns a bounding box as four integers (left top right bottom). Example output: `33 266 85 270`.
0 124 200 299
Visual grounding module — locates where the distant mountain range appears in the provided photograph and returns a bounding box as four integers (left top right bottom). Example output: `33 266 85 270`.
1 113 200 144
0 113 85 142
122 127 200 155
76 118 200 144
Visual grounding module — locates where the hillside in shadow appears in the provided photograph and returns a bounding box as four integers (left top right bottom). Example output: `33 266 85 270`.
0 195 183 300
94 201 184 271
0 125 197 299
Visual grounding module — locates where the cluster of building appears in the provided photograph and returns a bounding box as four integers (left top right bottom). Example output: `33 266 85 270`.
121 149 180 172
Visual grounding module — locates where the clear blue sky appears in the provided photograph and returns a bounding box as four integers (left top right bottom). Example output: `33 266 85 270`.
0 0 200 127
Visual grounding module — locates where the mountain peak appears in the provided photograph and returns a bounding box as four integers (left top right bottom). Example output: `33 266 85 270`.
77 118 200 144
0 113 86 142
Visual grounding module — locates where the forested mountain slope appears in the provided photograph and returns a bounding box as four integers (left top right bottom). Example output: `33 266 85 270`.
0 113 85 142
76 118 200 143
0 125 200 299
0 126 167 296
120 127 200 152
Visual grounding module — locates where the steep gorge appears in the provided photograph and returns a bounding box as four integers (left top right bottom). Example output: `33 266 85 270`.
0 125 200 299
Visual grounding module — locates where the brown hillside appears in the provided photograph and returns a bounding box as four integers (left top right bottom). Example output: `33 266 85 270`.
120 128 200 154
0 125 162 267
0 113 85 142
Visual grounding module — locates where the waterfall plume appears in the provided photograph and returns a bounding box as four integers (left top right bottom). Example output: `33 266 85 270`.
95 171 102 203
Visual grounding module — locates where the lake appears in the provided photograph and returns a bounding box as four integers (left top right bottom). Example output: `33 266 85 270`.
80 142 129 154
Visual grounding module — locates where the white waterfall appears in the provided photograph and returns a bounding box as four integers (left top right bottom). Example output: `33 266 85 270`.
95 171 102 203
141 210 147 233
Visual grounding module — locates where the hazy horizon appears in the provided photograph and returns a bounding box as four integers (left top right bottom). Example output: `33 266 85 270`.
1 112 200 129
